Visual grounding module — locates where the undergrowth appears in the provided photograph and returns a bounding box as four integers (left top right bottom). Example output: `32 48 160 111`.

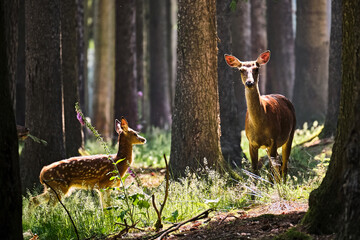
22 121 330 239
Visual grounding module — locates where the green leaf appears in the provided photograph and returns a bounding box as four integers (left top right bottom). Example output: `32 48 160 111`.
109 176 120 181
118 210 128 222
114 158 125 165
138 200 150 209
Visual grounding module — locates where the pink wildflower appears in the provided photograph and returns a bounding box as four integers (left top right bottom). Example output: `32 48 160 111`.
77 112 85 125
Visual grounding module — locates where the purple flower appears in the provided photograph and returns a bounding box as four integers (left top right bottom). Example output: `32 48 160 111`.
137 91 143 97
77 112 85 126
127 167 136 178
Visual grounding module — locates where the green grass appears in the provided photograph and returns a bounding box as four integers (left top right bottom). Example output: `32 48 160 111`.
22 123 330 239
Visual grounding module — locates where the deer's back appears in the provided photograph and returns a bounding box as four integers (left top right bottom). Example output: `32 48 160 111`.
40 154 118 188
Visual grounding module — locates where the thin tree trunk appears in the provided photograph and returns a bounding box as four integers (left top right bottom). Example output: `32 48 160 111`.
231 0 251 130
61 0 82 157
149 0 171 129
292 0 329 125
22 0 65 192
114 0 138 130
320 0 342 139
93 0 115 140
217 0 243 168
266 0 294 99
250 0 267 94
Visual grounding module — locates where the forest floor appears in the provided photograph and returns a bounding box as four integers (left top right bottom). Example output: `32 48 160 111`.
107 175 335 238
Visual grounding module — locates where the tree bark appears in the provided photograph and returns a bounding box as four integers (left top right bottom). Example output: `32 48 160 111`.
0 2 23 239
250 0 267 94
93 0 115 140
170 0 224 178
217 0 243 168
61 0 82 157
22 0 66 192
266 0 294 99
292 0 329 125
231 0 251 130
149 0 172 129
16 0 25 126
114 0 138 130
302 1 360 237
320 0 342 139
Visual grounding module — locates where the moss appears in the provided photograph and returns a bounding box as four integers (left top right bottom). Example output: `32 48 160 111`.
272 228 312 240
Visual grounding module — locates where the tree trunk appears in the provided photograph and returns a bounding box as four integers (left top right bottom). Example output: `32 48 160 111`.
114 0 138 130
170 0 224 178
302 1 360 237
22 0 66 192
250 0 267 94
231 0 251 130
320 0 342 139
61 0 82 157
149 0 172 129
0 2 23 239
266 0 294 99
3 0 18 112
217 0 243 168
16 0 25 126
292 0 329 125
93 0 115 140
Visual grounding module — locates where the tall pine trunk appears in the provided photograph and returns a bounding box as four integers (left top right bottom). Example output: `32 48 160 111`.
320 0 342 138
149 0 171 129
22 0 65 192
170 0 224 177
61 0 82 157
114 0 138 130
266 0 294 99
292 0 329 125
231 0 251 130
93 0 115 140
217 0 243 168
0 2 23 238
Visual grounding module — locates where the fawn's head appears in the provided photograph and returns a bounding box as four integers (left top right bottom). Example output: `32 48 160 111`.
224 51 270 89
115 117 146 145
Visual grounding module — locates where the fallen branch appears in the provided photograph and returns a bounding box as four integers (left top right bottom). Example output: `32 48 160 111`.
148 208 214 240
43 180 79 240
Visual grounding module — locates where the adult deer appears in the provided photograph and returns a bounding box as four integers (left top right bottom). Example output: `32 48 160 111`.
224 51 296 183
30 117 146 208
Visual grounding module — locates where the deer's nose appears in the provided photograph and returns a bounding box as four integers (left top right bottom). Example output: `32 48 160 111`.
245 81 255 87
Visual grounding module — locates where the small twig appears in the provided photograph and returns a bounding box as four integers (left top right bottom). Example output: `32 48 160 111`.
148 208 214 240
152 154 170 231
42 180 79 240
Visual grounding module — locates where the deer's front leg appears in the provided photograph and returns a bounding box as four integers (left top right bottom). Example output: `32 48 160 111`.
249 144 259 177
267 141 281 183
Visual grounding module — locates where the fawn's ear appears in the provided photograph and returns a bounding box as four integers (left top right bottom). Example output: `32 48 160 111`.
224 54 242 68
115 119 123 134
256 50 271 65
120 117 129 132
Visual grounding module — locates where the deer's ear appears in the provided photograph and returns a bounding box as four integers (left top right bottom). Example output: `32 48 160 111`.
224 54 242 68
115 119 123 134
256 50 270 65
120 117 129 132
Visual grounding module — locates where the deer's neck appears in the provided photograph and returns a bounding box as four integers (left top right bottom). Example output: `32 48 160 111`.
245 86 265 124
116 137 133 166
